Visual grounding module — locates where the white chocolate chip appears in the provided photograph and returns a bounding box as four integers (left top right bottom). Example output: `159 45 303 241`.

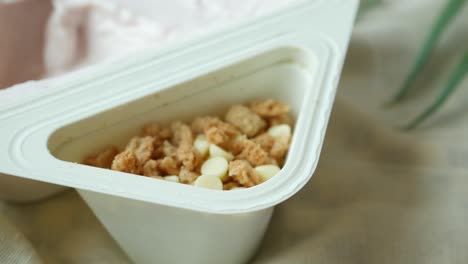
194 175 223 190
209 144 234 161
255 164 281 182
267 124 291 141
194 134 210 157
163 175 180 183
201 157 229 179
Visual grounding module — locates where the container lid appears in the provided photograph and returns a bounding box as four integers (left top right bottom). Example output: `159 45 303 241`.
0 0 359 214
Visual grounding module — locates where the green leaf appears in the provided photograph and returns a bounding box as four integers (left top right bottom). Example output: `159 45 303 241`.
388 0 467 106
404 50 468 130
357 0 382 19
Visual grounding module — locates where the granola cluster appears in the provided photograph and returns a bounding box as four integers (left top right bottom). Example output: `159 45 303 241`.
83 99 293 190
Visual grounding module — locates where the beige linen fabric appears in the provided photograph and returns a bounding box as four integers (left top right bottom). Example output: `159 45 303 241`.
2 0 468 263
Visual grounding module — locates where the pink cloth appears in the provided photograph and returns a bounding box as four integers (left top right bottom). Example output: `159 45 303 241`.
0 0 291 106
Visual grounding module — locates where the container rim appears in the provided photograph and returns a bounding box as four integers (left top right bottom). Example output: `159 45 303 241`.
0 0 359 214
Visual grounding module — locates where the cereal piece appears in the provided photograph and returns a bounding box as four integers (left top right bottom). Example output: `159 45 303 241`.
194 134 210 157
221 175 230 183
270 137 290 165
191 116 222 134
265 124 291 165
255 164 281 182
111 149 140 174
171 121 193 146
204 122 238 148
83 146 119 168
163 175 180 183
228 160 262 187
209 144 234 161
142 124 172 159
194 175 223 190
250 99 290 118
179 167 199 184
162 140 178 158
192 116 238 148
223 181 241 190
142 124 172 145
157 157 180 175
143 160 161 177
150 175 163 180
268 113 294 127
201 157 229 179
126 136 154 164
151 145 165 160
253 133 275 152
228 135 246 155
268 124 292 141
176 145 201 171
225 105 266 137
234 136 274 166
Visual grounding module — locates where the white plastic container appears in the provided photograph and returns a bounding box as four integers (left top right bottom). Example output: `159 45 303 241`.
0 172 64 202
0 1 359 263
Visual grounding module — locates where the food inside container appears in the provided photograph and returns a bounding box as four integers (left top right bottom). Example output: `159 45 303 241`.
83 99 294 190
